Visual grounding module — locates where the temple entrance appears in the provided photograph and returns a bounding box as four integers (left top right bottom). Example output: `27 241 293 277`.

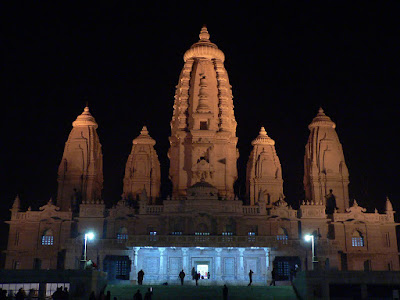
273 256 301 281
195 261 210 279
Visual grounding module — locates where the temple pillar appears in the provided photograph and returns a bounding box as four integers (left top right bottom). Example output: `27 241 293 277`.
159 247 166 280
215 248 222 282
130 247 140 281
182 248 189 273
263 248 270 282
238 248 245 281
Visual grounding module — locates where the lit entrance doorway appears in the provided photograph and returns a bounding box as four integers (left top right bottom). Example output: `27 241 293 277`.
195 261 210 279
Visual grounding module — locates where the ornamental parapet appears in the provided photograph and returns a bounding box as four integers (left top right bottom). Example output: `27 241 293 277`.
126 235 302 248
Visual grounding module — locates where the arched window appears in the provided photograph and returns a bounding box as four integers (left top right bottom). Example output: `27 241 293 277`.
195 223 209 236
277 227 288 244
117 227 128 243
41 229 54 246
352 231 364 247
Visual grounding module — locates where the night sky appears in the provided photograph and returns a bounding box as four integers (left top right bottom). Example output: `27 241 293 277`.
1 2 400 251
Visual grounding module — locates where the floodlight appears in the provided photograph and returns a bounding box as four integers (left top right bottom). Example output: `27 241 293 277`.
304 234 312 242
86 232 95 241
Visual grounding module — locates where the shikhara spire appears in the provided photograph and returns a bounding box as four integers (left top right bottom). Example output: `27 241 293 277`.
123 126 161 203
57 105 103 212
304 107 350 212
169 26 238 198
246 127 283 205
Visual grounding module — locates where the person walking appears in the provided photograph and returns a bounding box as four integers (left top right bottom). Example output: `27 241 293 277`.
191 267 196 280
270 268 276 286
138 269 145 285
179 269 185 285
144 288 152 300
195 272 199 286
16 288 26 300
248 269 254 286
133 289 142 300
222 285 228 300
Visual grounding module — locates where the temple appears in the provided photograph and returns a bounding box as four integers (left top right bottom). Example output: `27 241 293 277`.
4 27 399 284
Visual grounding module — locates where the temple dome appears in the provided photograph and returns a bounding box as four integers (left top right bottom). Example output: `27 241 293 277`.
251 127 275 146
72 106 98 128
183 26 225 62
308 107 336 129
132 126 156 146
187 180 219 199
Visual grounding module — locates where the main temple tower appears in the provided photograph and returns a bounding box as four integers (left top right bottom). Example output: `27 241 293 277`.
168 27 238 199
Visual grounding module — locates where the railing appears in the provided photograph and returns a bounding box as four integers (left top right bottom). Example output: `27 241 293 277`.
145 206 164 214
242 206 260 215
66 235 340 251
124 235 304 248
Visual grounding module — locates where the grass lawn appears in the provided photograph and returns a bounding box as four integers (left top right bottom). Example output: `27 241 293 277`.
105 284 297 300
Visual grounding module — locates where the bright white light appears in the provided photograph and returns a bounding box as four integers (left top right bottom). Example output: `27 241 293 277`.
85 232 95 240
304 234 312 242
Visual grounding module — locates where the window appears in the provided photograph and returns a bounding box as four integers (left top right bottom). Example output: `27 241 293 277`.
277 261 290 278
41 229 54 246
383 232 390 247
149 231 157 241
116 260 130 280
117 227 128 243
248 231 256 242
222 232 233 236
388 262 393 271
222 231 233 242
277 227 288 244
14 231 20 246
195 223 209 236
351 231 364 247
200 121 208 130
171 231 182 235
195 232 210 236
13 261 20 270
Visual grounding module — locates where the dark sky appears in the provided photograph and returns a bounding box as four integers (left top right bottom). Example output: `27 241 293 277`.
1 2 400 250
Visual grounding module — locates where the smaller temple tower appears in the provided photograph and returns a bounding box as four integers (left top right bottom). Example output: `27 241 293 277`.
123 126 161 204
303 108 350 212
56 106 104 212
246 127 284 206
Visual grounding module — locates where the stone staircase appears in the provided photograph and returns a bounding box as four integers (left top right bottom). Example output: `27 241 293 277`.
105 284 298 300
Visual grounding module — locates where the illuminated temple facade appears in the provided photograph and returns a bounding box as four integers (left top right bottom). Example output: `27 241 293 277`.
4 27 399 284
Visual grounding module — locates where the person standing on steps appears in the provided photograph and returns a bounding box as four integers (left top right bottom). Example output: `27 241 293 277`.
138 269 145 285
223 285 228 300
191 267 196 280
179 269 186 285
248 269 254 286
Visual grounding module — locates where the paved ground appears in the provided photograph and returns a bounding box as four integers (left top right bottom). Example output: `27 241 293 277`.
105 284 298 300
